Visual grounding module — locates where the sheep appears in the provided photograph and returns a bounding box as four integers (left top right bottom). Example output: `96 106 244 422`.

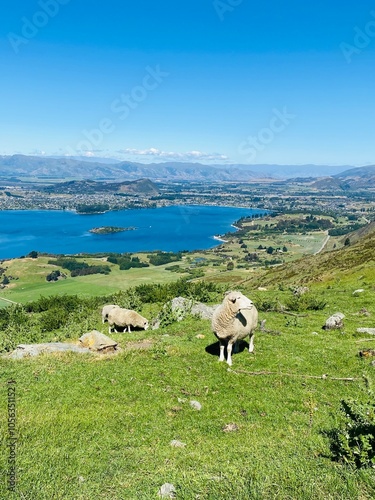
101 304 120 324
211 290 258 366
107 307 149 334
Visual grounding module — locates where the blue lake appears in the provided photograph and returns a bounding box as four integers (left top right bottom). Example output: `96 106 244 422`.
0 205 266 259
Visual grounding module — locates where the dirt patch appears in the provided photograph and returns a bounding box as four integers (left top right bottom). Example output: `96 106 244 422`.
125 340 154 351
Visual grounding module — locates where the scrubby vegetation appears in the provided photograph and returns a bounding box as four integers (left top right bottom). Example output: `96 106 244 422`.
328 391 375 469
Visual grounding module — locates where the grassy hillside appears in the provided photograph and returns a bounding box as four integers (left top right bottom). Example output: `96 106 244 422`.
0 255 188 305
238 228 375 290
1 226 375 498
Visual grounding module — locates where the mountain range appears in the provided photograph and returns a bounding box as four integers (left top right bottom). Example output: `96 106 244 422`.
0 155 373 184
42 178 159 196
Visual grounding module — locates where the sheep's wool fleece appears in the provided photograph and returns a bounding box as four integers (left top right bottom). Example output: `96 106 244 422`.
108 308 148 328
212 302 258 341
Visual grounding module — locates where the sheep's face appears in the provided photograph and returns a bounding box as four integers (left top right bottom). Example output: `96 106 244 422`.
225 291 254 313
143 321 149 330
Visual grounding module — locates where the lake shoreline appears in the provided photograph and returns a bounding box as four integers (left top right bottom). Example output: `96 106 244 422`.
0 205 267 259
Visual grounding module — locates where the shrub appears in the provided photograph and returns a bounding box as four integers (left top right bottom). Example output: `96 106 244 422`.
112 289 142 311
40 308 70 332
285 293 327 312
328 396 375 468
157 301 181 328
25 295 84 313
46 270 63 282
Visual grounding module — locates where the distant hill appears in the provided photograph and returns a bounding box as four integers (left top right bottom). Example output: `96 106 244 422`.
310 165 375 190
0 155 361 182
334 165 375 188
339 220 375 246
43 178 159 195
0 155 264 182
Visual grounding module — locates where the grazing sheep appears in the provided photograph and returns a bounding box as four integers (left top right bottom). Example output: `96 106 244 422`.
101 304 120 324
211 290 258 366
107 307 149 333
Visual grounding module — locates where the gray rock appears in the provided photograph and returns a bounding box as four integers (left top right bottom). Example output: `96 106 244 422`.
170 440 186 448
79 330 118 352
323 313 345 330
5 343 91 359
170 296 218 320
191 302 218 320
293 286 309 296
356 328 375 335
222 423 239 432
358 308 370 316
353 289 365 295
152 297 219 330
158 483 176 498
190 400 202 411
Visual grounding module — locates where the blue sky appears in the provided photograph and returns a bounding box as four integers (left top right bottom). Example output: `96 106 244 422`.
1 0 374 165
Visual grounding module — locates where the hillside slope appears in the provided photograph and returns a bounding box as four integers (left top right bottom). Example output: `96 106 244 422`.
244 226 375 287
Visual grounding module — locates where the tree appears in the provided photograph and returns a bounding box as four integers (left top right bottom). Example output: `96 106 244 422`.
226 261 234 271
28 250 38 259
266 246 274 254
282 246 288 252
344 237 351 246
2 275 10 285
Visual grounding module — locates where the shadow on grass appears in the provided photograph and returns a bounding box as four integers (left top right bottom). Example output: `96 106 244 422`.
205 340 249 357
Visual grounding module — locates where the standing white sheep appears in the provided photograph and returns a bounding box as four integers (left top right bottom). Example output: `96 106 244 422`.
101 304 120 324
211 291 258 366
107 307 149 333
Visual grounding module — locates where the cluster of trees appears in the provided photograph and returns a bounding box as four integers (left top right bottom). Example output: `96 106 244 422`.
275 216 333 233
46 270 65 282
147 252 182 266
76 204 109 214
1 275 9 285
106 251 183 268
257 245 288 254
328 223 364 236
107 254 149 270
48 258 111 277
71 266 111 277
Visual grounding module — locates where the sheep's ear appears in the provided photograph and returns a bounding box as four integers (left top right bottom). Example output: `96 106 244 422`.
224 290 233 297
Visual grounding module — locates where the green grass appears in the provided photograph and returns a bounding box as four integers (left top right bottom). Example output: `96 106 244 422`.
1 280 375 498
0 256 187 304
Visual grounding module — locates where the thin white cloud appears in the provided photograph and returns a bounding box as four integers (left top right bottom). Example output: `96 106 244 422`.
117 148 228 162
28 149 46 156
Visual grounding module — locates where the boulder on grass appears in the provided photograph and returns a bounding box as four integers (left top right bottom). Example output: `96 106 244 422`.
5 343 91 359
322 313 345 330
79 330 118 353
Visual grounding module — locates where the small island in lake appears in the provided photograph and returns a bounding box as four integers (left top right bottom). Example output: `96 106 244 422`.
89 226 137 235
